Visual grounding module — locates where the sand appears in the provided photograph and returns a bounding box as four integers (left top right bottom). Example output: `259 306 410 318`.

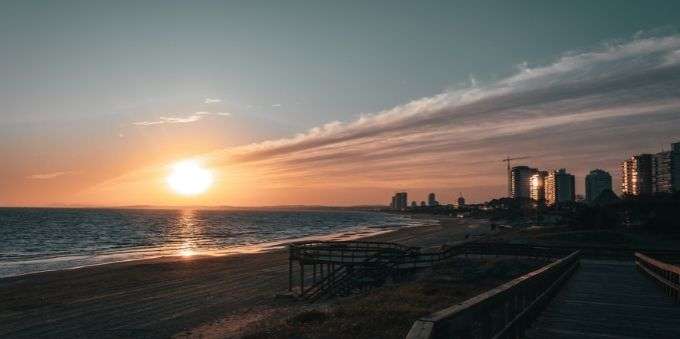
0 216 489 339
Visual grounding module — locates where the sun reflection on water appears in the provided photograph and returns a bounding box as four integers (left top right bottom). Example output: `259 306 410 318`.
177 209 198 257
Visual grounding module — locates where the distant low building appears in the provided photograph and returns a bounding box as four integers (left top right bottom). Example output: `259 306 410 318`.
427 193 439 207
545 169 575 205
585 169 612 202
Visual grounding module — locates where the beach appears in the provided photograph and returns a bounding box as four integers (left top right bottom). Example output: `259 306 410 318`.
0 216 488 338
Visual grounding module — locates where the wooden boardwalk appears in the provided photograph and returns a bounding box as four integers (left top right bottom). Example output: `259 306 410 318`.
526 260 680 339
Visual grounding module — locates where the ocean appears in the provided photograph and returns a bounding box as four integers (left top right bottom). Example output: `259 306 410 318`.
0 208 424 278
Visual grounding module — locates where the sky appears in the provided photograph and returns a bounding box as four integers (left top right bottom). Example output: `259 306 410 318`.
1 0 680 206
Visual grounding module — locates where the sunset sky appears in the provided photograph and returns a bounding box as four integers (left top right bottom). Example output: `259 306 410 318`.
2 1 680 206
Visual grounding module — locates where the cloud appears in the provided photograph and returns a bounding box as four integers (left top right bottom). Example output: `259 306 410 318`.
204 98 222 104
217 36 680 183
195 111 231 116
27 171 78 180
92 34 680 203
133 112 230 126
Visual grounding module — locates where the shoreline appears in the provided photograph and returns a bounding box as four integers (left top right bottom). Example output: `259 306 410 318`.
0 215 435 280
0 216 489 338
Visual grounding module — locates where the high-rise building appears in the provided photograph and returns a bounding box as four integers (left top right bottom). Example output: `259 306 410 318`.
511 166 538 199
585 169 612 202
427 193 438 206
621 154 653 196
653 151 674 193
545 169 575 205
390 192 408 210
652 142 680 194
674 142 680 191
530 170 548 202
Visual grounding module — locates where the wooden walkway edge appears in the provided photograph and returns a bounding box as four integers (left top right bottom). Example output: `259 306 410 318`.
525 260 680 339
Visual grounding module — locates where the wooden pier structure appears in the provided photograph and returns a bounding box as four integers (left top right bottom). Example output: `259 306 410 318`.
288 241 432 301
288 241 566 301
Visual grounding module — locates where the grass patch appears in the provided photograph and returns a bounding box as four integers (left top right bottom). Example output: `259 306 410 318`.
485 226 680 249
531 230 631 246
241 257 546 339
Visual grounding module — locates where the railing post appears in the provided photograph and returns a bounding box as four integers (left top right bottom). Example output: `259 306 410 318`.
504 299 510 328
289 254 293 292
674 272 679 303
513 292 523 339
300 262 305 296
482 311 493 339
675 272 679 303
313 263 317 284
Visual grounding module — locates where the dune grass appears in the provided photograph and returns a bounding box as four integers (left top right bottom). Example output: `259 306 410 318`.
241 257 546 339
487 226 680 249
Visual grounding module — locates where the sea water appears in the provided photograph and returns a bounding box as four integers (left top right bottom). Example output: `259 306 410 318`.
0 208 423 277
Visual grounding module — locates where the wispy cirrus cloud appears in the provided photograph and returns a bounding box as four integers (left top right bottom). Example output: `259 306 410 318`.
204 98 222 104
195 111 231 116
133 112 230 126
27 171 79 180
93 34 680 203
212 35 680 188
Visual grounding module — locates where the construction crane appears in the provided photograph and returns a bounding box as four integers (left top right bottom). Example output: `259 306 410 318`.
501 156 531 197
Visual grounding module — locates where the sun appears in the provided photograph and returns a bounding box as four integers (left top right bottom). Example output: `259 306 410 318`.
167 160 214 196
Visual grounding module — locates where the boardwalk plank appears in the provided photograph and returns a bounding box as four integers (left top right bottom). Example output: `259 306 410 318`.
526 260 680 339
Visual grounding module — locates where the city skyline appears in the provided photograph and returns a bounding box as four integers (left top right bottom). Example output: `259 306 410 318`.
393 139 678 207
2 1 680 206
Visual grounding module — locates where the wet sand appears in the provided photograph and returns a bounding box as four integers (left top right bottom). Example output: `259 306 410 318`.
0 217 488 339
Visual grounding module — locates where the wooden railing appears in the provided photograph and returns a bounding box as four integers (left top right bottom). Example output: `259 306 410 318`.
290 241 418 265
405 250 581 339
289 241 419 296
289 241 576 297
635 252 680 303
